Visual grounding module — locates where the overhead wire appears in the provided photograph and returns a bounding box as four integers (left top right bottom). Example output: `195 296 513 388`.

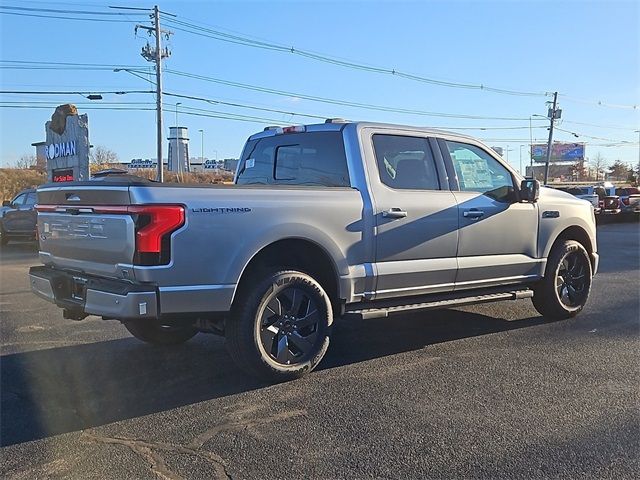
0 89 154 95
164 68 545 121
163 16 546 98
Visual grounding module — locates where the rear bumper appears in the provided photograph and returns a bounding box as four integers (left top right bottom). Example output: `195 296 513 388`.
620 205 640 214
30 266 158 320
600 208 621 215
29 266 236 320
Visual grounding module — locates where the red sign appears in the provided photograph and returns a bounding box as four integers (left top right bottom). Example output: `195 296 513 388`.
52 168 74 182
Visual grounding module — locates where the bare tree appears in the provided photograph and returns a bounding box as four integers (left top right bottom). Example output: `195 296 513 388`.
91 146 119 165
15 154 37 170
589 153 607 182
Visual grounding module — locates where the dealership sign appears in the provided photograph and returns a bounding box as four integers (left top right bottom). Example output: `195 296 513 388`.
531 143 585 163
46 141 76 160
44 104 90 182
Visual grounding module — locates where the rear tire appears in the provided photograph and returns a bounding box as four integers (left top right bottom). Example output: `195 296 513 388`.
124 320 197 345
225 270 333 382
532 240 592 320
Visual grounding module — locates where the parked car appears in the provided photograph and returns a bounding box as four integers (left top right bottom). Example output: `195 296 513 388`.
556 186 601 214
615 187 640 216
0 188 37 245
575 185 621 215
29 121 598 381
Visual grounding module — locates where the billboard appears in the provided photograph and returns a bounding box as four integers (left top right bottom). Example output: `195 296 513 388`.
531 142 585 163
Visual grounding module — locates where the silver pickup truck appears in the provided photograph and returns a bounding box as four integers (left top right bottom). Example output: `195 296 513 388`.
30 120 598 381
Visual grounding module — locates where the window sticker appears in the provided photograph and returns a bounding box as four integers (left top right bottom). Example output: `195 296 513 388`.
245 158 255 169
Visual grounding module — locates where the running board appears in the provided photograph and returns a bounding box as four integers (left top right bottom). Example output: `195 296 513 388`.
344 288 533 320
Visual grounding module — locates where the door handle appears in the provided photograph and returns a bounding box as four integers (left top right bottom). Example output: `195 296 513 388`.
382 208 408 219
463 209 485 219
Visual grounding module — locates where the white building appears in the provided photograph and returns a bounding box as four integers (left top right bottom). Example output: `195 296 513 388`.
167 127 190 172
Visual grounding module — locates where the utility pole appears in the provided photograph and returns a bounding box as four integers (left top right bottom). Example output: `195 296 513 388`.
636 130 640 181
136 6 172 182
543 91 559 185
529 116 534 173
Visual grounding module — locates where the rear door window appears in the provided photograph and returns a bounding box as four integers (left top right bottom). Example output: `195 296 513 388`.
236 132 350 187
24 193 36 206
372 134 440 190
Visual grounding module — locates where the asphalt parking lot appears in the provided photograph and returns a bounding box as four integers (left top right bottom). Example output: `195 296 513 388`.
1 222 639 479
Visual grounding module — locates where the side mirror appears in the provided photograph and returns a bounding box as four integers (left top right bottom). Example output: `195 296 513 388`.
520 178 540 203
2 200 10 207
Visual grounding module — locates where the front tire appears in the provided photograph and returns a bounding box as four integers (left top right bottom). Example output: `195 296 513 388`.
226 270 333 382
532 240 592 320
124 320 197 345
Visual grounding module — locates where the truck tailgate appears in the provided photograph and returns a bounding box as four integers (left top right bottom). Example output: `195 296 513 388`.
36 184 136 277
38 211 135 264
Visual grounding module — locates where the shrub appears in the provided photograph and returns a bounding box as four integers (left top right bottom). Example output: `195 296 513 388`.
0 169 47 201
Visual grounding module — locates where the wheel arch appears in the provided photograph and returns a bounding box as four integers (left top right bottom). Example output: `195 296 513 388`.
231 237 342 311
544 225 595 274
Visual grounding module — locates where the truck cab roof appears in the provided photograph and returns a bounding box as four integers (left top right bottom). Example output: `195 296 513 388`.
248 120 477 143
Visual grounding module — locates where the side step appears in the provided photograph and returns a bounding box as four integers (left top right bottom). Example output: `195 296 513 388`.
344 288 533 320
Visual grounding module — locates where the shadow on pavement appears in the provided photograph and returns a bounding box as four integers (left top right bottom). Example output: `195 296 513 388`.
1 308 546 447
0 241 39 264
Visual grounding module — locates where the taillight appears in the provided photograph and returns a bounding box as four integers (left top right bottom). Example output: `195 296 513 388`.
128 205 184 265
89 204 185 265
129 205 184 254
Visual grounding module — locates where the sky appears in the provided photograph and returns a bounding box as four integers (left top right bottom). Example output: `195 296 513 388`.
0 0 639 172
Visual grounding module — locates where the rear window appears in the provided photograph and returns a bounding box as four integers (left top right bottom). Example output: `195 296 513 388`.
236 132 350 187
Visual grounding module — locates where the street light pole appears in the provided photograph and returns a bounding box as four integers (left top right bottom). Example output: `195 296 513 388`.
199 129 204 163
519 145 524 176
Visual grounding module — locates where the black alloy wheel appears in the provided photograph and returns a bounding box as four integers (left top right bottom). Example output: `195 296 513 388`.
258 285 321 365
532 240 592 320
555 250 590 308
225 270 333 381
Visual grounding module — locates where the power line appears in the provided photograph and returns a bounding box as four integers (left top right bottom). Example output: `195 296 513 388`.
163 16 547 99
0 100 155 106
0 90 154 95
164 92 328 121
0 60 143 71
0 5 147 16
555 127 636 144
0 104 156 111
558 94 638 110
562 120 639 131
0 10 141 23
3 59 637 123
164 68 545 122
